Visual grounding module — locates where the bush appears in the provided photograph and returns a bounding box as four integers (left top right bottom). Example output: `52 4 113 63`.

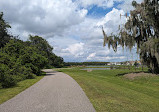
1 74 17 88
26 74 36 79
24 63 40 75
19 66 36 79
0 64 17 88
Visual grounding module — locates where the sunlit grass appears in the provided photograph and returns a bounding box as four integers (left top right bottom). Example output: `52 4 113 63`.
57 67 159 112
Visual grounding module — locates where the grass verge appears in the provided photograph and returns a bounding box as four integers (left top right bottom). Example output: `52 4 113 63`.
56 67 159 112
0 75 44 104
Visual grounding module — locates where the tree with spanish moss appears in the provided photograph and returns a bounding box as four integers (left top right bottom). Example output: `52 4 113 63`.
103 0 159 73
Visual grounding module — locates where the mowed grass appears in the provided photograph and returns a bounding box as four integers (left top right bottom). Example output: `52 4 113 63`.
57 68 159 112
0 76 44 104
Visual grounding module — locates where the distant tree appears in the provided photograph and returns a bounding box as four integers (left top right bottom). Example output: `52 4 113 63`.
52 56 64 68
102 0 159 73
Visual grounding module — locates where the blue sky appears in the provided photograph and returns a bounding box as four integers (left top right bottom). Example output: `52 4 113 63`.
86 1 124 18
0 0 143 62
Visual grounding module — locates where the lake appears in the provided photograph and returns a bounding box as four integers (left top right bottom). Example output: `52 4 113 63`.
81 68 110 70
86 65 110 67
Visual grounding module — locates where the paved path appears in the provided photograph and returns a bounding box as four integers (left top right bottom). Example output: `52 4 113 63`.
0 69 95 112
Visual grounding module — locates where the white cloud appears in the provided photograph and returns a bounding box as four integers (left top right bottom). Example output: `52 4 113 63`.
97 8 126 35
0 0 140 62
118 0 143 12
87 54 126 61
87 53 96 60
76 0 116 8
62 43 85 57
0 0 87 39
51 8 135 62
75 0 143 11
103 56 126 61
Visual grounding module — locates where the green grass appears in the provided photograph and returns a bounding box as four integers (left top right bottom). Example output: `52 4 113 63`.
56 67 159 112
0 76 44 104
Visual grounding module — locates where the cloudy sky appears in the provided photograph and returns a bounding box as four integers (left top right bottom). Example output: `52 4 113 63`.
0 0 143 62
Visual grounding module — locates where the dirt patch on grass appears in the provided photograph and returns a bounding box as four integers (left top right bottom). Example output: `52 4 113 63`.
124 72 157 80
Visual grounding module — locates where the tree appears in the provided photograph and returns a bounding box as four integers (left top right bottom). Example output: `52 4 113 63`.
52 56 64 68
28 35 64 68
102 0 159 73
29 35 53 58
0 12 64 88
0 12 11 48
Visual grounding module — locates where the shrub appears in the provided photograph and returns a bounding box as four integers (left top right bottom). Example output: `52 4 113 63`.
26 74 36 79
1 74 17 88
24 63 39 75
0 64 17 88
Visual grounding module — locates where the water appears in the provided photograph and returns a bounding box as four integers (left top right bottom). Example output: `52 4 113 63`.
81 68 110 70
86 66 110 67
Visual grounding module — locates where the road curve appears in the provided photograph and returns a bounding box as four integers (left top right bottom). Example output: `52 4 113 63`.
0 69 96 112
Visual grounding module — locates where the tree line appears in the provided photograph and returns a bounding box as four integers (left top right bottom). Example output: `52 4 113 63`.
64 62 109 66
0 12 64 88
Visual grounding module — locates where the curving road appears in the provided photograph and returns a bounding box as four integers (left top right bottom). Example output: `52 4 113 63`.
0 69 96 112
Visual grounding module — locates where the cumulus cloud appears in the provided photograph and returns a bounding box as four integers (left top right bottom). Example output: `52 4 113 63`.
0 0 140 62
62 43 85 57
0 0 87 38
97 8 126 35
87 53 96 60
86 53 126 61
117 0 143 12
75 0 143 11
51 8 134 62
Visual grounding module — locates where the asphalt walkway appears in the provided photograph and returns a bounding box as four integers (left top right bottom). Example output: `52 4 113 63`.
0 69 95 112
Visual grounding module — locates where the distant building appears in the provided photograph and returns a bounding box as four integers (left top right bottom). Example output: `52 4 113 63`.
116 62 121 65
126 61 136 66
112 62 116 65
107 62 122 65
126 61 130 65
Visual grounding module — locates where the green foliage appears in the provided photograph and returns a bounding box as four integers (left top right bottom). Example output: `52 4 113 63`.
0 52 11 65
28 35 64 68
29 35 53 57
2 39 23 56
1 74 17 88
52 56 64 68
0 12 11 48
0 13 64 88
0 64 17 88
26 74 36 79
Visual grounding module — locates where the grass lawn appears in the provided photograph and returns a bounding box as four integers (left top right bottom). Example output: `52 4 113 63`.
57 67 159 112
0 76 44 104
